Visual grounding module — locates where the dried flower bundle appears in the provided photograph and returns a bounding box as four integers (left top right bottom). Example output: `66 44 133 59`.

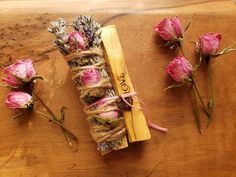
48 16 128 154
154 16 236 132
1 59 78 148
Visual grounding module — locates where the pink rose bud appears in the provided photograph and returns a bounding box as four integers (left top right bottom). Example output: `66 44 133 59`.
2 59 36 87
68 31 85 50
96 98 119 119
154 16 183 41
165 56 193 83
200 32 222 55
80 69 101 86
5 91 33 109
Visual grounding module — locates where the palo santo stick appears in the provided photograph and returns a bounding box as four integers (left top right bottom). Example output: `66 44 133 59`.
101 25 151 142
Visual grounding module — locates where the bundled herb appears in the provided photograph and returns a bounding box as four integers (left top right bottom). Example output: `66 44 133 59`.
48 15 127 155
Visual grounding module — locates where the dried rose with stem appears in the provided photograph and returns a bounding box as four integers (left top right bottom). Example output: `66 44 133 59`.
194 32 236 126
2 59 78 149
165 56 210 133
5 90 78 150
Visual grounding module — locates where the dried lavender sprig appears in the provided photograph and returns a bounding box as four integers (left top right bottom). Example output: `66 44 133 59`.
48 18 70 55
48 18 67 35
73 15 102 48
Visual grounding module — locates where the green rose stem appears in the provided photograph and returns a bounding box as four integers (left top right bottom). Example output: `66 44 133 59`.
33 109 77 144
176 43 210 132
178 42 185 57
191 78 210 118
191 83 202 133
11 110 27 119
33 91 78 150
205 55 214 127
204 48 236 127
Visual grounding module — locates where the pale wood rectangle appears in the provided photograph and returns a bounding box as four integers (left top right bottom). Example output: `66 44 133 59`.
101 25 151 142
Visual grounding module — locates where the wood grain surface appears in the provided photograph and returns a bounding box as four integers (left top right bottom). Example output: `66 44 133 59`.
0 1 236 177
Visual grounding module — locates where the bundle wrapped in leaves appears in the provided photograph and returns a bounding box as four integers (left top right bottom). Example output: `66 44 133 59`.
48 16 128 154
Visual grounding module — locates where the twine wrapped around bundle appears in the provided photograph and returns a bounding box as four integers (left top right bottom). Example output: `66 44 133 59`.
63 45 127 154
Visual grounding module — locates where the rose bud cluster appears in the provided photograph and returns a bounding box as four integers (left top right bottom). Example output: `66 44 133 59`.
1 58 77 145
1 59 42 112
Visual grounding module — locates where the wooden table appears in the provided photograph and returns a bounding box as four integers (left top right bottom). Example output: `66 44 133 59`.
0 1 236 177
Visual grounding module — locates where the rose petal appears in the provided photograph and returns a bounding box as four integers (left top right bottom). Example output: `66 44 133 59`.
171 16 183 37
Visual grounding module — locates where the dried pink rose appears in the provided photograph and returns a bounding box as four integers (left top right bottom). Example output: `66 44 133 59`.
200 32 222 55
165 56 193 83
80 69 101 86
2 59 36 87
97 98 118 119
154 16 183 41
68 31 85 50
6 91 33 110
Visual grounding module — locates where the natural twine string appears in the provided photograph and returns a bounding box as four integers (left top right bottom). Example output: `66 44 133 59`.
65 47 126 149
